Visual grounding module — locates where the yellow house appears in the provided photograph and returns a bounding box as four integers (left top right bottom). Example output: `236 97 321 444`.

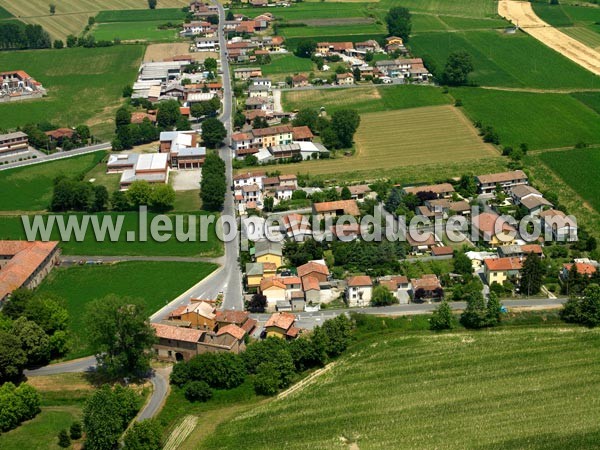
260 277 286 312
168 301 216 330
246 262 265 289
386 36 404 46
484 257 523 285
264 312 299 339
473 212 517 247
255 240 283 269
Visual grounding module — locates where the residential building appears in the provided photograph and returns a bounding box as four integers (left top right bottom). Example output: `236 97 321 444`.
472 212 517 247
0 70 46 102
195 36 219 51
0 131 28 157
302 276 321 305
0 241 60 302
234 171 266 190
337 184 373 202
403 183 455 199
498 244 543 259
181 21 214 36
476 170 528 194
248 84 270 98
297 261 330 283
232 125 293 155
316 41 353 55
246 262 267 289
260 277 286 311
345 275 373 307
312 199 360 220
510 185 553 215
168 300 217 330
378 275 410 304
264 312 299 339
540 209 578 242
484 257 523 285
292 126 314 142
234 67 262 80
406 233 437 253
255 239 283 268
336 72 354 86
215 310 257 335
291 74 309 88
561 262 597 280
410 274 443 300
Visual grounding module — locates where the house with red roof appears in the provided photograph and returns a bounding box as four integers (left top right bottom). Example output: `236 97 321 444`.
264 312 300 339
345 275 373 307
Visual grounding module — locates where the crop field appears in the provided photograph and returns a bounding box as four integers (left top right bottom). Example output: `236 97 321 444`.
561 25 600 50
0 152 106 212
571 91 600 114
0 211 222 257
531 2 574 27
0 4 13 19
261 54 314 76
0 46 143 139
92 20 179 42
282 84 451 114
0 0 188 39
538 147 600 213
454 87 600 150
377 0 498 19
273 105 497 178
37 261 217 358
232 3 370 21
95 8 186 22
409 29 600 89
280 23 384 39
201 326 600 449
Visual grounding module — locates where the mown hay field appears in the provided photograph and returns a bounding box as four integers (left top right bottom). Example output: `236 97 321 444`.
200 326 600 449
538 147 600 213
377 0 498 19
0 0 188 39
274 105 497 177
0 46 143 138
454 87 600 150
282 84 451 114
95 8 186 22
37 261 218 358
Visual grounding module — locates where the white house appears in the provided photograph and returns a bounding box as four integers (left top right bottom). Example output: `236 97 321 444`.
345 275 373 307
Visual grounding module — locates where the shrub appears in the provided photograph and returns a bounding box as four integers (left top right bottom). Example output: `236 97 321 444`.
58 429 71 448
184 381 213 402
70 420 82 440
253 362 281 396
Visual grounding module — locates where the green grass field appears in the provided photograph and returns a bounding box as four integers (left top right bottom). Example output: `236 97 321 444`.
453 88 600 150
280 23 384 38
0 152 106 212
261 54 314 76
410 29 600 89
531 2 574 27
0 0 188 39
0 4 13 19
283 84 451 114
0 46 143 139
377 0 498 19
92 20 179 42
571 91 600 114
0 211 222 257
561 25 600 50
538 148 600 212
232 3 370 21
273 105 498 178
200 326 600 449
95 8 186 22
37 261 218 358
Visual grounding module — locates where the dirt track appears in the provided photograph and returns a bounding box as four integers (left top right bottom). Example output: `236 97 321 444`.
499 0 600 76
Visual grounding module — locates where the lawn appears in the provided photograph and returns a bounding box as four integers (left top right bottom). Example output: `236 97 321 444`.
95 8 186 22
273 105 498 179
409 29 600 89
0 151 106 212
261 54 314 76
37 261 218 358
92 20 180 42
200 326 600 449
282 84 452 114
538 147 600 213
0 0 189 39
453 87 600 150
280 23 384 38
0 46 144 139
0 211 223 257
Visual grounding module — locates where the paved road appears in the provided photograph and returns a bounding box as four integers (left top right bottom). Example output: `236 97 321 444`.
0 142 111 171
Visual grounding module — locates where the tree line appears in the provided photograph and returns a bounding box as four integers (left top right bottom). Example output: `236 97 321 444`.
0 22 51 50
291 108 360 150
200 152 226 211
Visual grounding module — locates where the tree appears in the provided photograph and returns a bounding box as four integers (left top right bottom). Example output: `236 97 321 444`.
111 190 130 211
460 292 491 329
320 126 340 149
83 385 139 450
253 362 281 395
453 252 473 277
201 118 226 148
66 34 77 48
263 196 274 212
200 152 226 210
292 108 319 132
204 57 217 72
352 66 361 81
70 421 83 440
122 84 133 98
520 253 544 296
185 352 246 389
330 109 360 148
149 183 176 212
486 292 502 325
226 10 234 20
252 116 269 129
371 285 397 306
295 40 317 58
157 100 182 129
430 300 455 331
53 39 64 49
123 419 162 450
85 296 156 379
148 0 157 9
12 317 51 366
58 429 71 448
247 293 267 313
49 4 56 14
386 7 412 42
442 51 474 86
115 107 131 128
0 332 27 382
0 383 41 432
183 381 213 402
340 186 352 200
127 180 153 208
561 285 600 327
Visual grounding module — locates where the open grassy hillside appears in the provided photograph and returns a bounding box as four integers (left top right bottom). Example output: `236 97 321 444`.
201 325 600 449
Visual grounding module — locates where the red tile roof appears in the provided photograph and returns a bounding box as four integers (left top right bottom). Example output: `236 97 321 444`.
260 277 286 291
473 212 516 235
563 263 597 276
152 323 203 343
347 275 372 287
302 275 320 292
292 126 314 140
297 261 329 278
217 324 246 340
313 200 360 216
265 312 295 330
431 246 453 256
215 309 250 325
484 257 523 272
